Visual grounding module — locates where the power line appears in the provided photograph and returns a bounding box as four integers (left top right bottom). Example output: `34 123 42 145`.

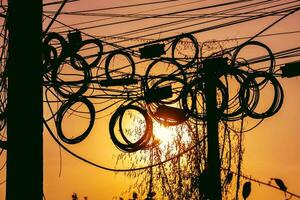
95 29 300 44
46 0 180 13
50 0 205 30
105 0 284 42
43 118 207 172
57 0 253 32
101 4 300 55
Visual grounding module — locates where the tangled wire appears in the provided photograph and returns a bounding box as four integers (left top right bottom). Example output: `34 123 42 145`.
38 31 284 153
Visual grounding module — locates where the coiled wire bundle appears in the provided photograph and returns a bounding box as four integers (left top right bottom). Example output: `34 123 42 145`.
41 31 284 153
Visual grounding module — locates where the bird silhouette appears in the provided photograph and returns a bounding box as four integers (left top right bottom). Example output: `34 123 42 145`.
242 181 251 200
272 178 287 192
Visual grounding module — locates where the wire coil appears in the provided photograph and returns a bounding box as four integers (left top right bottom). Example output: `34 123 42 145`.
56 96 95 144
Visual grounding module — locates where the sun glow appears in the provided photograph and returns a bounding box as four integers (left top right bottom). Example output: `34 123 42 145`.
119 107 192 158
153 122 191 154
153 123 176 144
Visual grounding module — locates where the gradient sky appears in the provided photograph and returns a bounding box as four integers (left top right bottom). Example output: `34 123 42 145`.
1 0 300 199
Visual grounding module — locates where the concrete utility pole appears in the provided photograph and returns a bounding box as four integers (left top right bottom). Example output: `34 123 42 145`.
6 1 43 200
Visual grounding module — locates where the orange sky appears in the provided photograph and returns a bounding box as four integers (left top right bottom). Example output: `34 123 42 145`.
1 0 300 199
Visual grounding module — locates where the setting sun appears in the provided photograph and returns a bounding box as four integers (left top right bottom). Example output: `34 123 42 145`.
153 122 191 153
1 1 300 200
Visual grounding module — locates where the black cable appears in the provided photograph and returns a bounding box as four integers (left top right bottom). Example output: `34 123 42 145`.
47 0 180 14
104 51 135 80
99 3 300 56
239 72 284 119
42 14 128 54
43 0 79 7
50 0 205 30
56 96 95 144
70 38 103 70
107 0 277 40
57 0 252 32
51 55 91 99
44 0 69 34
44 118 207 172
110 104 153 152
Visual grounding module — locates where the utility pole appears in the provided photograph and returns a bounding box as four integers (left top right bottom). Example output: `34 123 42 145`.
6 1 43 200
203 58 222 200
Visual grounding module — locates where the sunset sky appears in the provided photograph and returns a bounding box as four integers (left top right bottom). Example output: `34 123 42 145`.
1 0 300 199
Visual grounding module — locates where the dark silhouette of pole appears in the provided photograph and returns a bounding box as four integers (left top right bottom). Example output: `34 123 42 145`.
6 1 43 200
203 58 222 200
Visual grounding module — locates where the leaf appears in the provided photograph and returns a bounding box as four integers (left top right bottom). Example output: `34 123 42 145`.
242 181 251 200
225 171 233 184
133 191 138 199
273 178 287 192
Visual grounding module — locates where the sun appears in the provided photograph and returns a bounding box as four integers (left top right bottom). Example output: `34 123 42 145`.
153 123 176 144
153 122 191 153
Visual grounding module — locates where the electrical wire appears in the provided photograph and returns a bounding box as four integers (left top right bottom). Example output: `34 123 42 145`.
44 118 207 172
